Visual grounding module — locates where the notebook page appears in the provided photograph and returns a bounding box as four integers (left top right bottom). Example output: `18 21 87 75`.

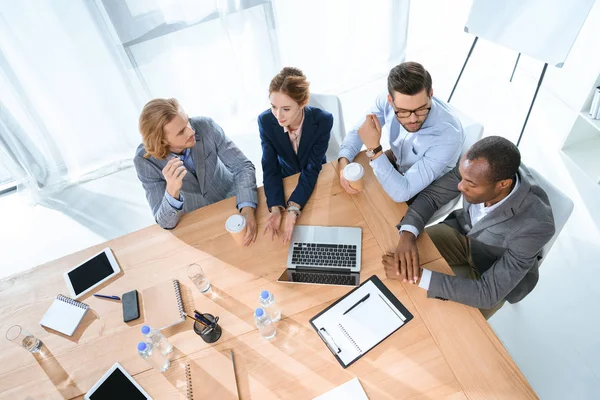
40 297 88 336
312 280 404 366
313 377 369 400
142 280 184 330
338 292 404 354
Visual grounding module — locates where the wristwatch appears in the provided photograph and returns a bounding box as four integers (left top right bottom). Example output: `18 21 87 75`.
366 145 383 158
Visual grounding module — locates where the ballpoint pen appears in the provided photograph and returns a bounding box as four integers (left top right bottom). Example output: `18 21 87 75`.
183 312 208 327
343 293 370 315
93 294 121 301
194 310 215 326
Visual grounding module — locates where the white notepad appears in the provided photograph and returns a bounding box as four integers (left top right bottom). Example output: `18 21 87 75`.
313 378 369 400
40 294 89 336
311 278 410 367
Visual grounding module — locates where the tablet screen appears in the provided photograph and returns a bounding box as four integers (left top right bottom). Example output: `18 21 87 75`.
89 368 148 399
67 252 115 296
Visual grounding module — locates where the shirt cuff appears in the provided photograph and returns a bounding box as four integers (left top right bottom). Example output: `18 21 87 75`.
338 148 357 163
369 152 391 170
399 225 420 238
418 269 432 290
237 201 257 211
165 191 184 210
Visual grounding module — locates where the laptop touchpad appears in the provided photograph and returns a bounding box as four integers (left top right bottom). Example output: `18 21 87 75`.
312 227 340 243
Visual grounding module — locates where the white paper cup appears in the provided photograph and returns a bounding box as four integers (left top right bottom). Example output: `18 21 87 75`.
225 214 247 246
343 163 365 191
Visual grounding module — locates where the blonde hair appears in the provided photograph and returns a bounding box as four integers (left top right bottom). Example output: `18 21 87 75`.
138 98 182 159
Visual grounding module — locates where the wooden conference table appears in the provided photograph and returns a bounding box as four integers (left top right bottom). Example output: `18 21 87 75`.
0 153 537 399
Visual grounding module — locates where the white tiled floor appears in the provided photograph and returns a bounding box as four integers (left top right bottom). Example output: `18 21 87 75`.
2 1 600 398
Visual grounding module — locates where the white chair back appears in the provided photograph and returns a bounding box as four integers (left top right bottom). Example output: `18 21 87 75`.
308 93 346 162
528 168 574 263
427 106 484 224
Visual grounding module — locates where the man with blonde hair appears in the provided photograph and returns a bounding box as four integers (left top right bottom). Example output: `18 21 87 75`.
134 98 258 245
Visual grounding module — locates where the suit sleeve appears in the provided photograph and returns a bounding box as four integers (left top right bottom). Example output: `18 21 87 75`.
258 116 286 209
133 156 183 229
427 221 555 309
288 113 333 207
209 118 258 206
397 165 463 234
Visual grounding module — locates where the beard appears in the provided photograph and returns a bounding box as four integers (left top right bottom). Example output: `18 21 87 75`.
400 120 424 132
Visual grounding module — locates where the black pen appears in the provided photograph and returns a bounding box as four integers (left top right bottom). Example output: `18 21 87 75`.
343 293 370 315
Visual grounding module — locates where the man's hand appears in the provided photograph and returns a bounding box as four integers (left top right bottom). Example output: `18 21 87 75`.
162 158 187 199
394 231 420 283
338 157 359 195
382 252 422 283
263 207 282 241
241 207 257 247
282 211 297 244
357 114 382 149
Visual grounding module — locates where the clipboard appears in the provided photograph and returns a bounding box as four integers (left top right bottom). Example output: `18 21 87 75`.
309 275 413 368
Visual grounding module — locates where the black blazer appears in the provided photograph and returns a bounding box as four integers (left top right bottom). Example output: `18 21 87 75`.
258 106 333 209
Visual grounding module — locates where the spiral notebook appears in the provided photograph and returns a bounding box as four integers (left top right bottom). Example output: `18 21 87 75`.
310 275 413 368
142 279 185 330
184 353 239 400
40 294 90 336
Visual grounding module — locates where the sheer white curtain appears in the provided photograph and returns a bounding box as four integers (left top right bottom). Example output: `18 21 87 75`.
0 0 409 200
119 0 281 128
272 0 410 93
0 0 145 200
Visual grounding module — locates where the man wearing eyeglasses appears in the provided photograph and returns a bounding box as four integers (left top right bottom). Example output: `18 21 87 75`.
338 62 465 203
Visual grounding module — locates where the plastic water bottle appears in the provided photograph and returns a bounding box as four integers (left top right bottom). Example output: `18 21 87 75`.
259 290 281 322
137 341 170 372
254 308 276 339
141 325 173 355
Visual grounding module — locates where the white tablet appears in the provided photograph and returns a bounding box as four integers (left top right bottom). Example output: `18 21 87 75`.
85 362 152 400
63 248 121 299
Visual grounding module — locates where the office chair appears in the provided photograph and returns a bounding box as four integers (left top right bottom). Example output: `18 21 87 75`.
528 168 574 264
427 106 484 224
308 94 346 163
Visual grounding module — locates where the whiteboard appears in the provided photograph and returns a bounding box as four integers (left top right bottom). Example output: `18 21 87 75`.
465 0 595 67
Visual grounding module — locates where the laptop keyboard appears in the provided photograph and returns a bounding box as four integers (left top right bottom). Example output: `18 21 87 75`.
291 271 357 286
291 243 357 268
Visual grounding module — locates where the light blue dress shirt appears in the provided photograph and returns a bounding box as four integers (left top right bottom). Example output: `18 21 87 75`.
339 94 464 202
165 148 256 211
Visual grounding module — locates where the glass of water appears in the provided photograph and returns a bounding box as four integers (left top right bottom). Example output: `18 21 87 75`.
187 263 211 293
6 325 43 353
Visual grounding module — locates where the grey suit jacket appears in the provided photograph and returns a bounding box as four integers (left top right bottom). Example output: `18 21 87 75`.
399 164 555 309
134 117 257 229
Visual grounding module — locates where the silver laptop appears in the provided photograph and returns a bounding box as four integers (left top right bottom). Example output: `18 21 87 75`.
277 225 362 287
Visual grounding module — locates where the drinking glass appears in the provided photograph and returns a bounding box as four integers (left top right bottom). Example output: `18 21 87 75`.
6 325 43 353
187 263 211 293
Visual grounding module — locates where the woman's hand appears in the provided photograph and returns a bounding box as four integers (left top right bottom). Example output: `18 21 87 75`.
263 206 283 241
282 211 298 244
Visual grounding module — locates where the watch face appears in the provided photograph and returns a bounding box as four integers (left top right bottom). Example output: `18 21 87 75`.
366 150 374 157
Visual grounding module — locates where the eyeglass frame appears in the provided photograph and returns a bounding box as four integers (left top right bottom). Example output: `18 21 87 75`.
390 100 432 119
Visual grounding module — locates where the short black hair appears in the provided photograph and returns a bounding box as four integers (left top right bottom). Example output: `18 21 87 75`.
388 61 432 97
465 136 521 183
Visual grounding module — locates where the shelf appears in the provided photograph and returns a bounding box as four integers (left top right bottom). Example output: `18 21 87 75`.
580 111 600 131
562 136 600 184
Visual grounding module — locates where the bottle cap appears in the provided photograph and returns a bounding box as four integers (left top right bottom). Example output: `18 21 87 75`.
255 308 264 317
137 342 147 351
141 325 150 335
260 290 270 300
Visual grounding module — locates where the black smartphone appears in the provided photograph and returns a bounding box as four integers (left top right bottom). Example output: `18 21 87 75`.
122 290 140 322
